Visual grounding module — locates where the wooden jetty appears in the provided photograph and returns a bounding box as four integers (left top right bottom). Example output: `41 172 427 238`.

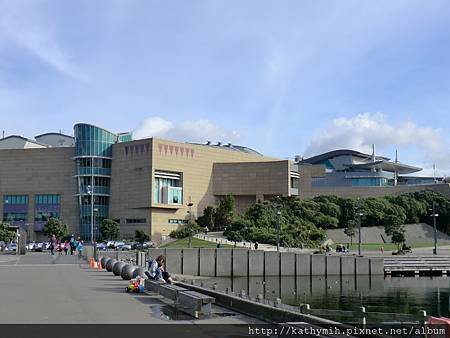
384 256 450 275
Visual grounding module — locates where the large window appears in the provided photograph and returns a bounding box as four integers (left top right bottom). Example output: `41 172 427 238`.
153 171 183 205
34 195 60 222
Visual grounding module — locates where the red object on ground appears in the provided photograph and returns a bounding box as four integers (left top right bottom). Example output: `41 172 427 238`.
428 317 450 338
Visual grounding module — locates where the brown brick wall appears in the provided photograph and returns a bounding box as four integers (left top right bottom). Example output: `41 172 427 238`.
0 147 78 240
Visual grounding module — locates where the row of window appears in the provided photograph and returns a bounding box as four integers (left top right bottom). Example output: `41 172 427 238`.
35 195 60 205
77 157 112 169
126 218 146 224
79 176 111 187
3 211 60 222
3 195 60 205
168 219 188 225
3 195 29 205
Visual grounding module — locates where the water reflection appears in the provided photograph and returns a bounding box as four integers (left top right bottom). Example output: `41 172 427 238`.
200 276 450 318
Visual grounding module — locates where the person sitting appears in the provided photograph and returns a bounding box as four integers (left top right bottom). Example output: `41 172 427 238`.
145 255 173 284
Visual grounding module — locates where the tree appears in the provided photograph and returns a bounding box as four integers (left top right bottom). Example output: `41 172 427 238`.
197 206 216 228
186 221 201 248
391 228 406 251
226 230 243 246
0 223 16 243
214 194 235 230
43 218 69 238
134 230 150 243
344 220 357 245
100 219 120 241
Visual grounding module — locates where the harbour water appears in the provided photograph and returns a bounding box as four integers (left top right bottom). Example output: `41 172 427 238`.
200 276 450 322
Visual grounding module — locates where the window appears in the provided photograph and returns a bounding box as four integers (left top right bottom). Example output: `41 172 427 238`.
35 195 60 205
168 219 188 225
126 218 146 224
153 171 183 204
34 211 59 222
3 212 27 222
3 195 28 205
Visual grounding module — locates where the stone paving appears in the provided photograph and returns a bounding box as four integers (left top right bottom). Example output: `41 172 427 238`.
0 252 263 324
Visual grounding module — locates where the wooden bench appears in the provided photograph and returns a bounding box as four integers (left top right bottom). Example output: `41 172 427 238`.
159 284 188 301
144 279 165 292
177 290 215 318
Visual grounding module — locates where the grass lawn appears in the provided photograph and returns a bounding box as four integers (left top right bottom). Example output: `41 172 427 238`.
160 237 233 248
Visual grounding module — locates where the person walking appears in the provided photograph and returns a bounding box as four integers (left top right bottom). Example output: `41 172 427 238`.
69 235 75 255
63 240 69 255
254 242 259 250
49 234 57 255
76 240 83 259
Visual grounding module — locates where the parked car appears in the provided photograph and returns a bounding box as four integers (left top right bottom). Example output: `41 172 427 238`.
26 242 36 250
112 241 125 249
132 241 154 250
117 243 132 251
32 242 44 252
96 242 108 251
6 243 17 251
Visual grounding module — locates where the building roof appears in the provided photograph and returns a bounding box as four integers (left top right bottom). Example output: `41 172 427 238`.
299 149 421 174
299 149 390 164
34 132 74 139
343 161 422 174
189 141 263 156
0 135 50 149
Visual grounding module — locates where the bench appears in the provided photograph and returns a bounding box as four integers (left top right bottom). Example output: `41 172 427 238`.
144 279 165 292
159 284 188 301
177 290 215 318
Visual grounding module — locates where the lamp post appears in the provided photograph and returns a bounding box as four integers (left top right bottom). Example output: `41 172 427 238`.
357 198 363 256
430 202 439 255
276 209 281 252
86 184 94 244
187 202 194 248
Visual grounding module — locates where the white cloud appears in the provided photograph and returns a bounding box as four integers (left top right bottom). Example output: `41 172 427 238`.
0 1 85 80
305 113 442 155
133 116 240 144
304 112 450 175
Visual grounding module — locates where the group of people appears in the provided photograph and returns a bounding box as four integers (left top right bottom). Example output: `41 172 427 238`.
48 234 83 257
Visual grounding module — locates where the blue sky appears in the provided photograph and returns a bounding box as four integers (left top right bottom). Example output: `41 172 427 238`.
1 0 449 175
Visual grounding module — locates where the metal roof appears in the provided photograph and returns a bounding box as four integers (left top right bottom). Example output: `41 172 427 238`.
299 149 390 164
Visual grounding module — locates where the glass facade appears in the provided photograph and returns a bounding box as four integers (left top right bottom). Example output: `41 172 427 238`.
74 124 116 240
74 123 116 157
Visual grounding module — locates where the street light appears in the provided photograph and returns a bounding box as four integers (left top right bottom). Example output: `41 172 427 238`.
357 198 364 256
430 202 439 255
86 184 94 244
187 201 194 248
276 209 281 252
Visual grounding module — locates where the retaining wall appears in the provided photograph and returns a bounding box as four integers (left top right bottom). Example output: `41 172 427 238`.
145 248 384 277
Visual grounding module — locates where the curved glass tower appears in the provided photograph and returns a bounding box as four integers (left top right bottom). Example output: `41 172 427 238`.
74 123 116 240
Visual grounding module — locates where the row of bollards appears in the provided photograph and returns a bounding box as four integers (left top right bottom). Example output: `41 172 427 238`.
98 256 147 280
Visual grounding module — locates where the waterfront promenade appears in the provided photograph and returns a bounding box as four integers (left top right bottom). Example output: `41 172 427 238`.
0 253 261 324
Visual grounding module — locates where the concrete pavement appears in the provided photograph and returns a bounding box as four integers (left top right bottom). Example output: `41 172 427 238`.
0 252 262 324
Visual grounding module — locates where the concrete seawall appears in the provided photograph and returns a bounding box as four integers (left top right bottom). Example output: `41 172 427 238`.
147 248 383 277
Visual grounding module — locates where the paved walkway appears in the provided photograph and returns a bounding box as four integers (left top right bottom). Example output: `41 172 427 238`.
0 252 262 324
196 232 450 257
